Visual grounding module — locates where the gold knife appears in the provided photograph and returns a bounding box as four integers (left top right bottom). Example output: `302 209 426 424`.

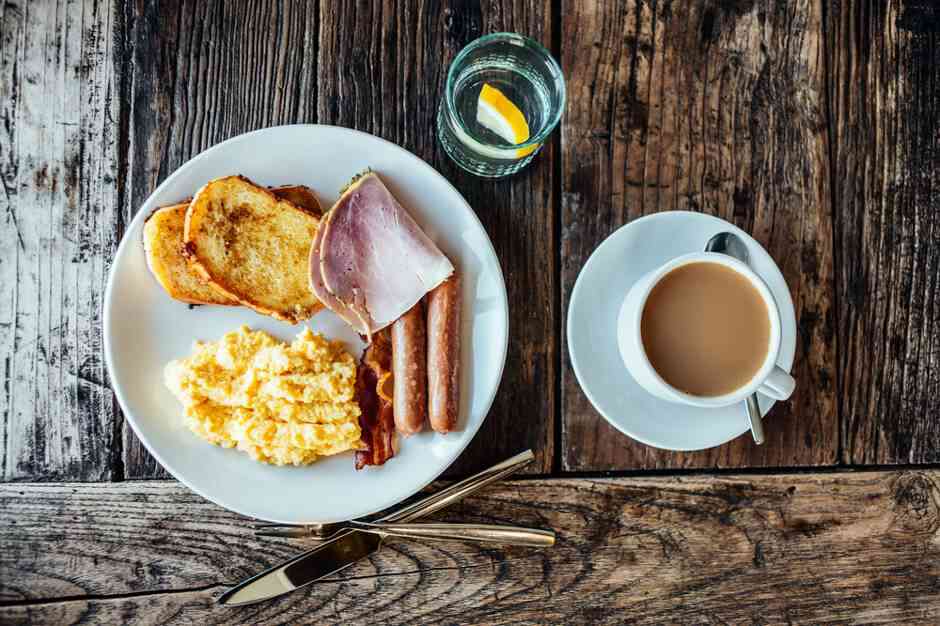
217 450 535 606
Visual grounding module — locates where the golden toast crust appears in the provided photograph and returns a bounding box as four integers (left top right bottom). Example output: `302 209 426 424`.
144 185 322 306
183 175 323 323
143 204 239 305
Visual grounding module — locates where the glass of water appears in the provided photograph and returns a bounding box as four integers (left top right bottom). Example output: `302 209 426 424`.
438 32 566 178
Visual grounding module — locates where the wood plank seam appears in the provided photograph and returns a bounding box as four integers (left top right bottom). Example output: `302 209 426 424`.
0 583 226 609
819 0 844 467
552 0 563 475
525 459 940 480
109 0 135 484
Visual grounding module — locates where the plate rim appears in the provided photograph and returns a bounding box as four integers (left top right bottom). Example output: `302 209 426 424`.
103 123 509 522
566 210 797 452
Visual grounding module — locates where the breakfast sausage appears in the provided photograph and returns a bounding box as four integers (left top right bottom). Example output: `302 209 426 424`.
426 275 460 433
392 302 427 435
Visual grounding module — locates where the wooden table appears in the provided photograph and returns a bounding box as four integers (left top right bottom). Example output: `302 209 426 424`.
3 1 939 623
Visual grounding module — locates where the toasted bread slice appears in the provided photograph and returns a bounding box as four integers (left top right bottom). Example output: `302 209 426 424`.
144 204 238 305
183 176 323 323
144 185 322 305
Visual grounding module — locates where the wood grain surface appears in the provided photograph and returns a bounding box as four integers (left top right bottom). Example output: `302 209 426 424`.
560 0 836 471
318 0 556 475
4 470 940 624
0 0 936 478
0 0 121 480
5 1 940 621
831 0 940 464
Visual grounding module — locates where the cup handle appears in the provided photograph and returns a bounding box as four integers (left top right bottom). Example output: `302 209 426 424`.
758 366 796 401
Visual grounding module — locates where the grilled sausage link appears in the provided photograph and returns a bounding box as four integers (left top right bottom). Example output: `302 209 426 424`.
391 302 428 435
426 275 460 433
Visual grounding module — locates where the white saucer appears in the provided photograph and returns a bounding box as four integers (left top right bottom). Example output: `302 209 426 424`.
566 211 796 451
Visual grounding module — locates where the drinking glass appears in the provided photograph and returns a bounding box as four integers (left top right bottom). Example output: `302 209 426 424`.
437 32 566 178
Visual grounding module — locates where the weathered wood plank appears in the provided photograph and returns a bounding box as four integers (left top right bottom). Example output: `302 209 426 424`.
120 0 319 478
318 0 556 474
3 471 940 624
831 1 940 464
561 0 836 470
0 0 121 480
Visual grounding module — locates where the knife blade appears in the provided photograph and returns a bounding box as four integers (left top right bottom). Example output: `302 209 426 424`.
217 529 381 606
217 449 534 607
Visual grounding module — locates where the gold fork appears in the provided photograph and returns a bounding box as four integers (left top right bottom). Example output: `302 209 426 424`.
253 449 536 540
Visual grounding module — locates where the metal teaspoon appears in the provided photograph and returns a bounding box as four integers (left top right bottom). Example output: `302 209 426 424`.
704 232 766 445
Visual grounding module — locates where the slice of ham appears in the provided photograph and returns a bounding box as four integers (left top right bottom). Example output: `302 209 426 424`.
308 211 362 329
310 172 454 337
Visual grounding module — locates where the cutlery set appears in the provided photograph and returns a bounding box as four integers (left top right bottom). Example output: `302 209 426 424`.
218 450 553 606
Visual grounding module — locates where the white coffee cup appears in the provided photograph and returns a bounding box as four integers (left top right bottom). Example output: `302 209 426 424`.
617 252 796 408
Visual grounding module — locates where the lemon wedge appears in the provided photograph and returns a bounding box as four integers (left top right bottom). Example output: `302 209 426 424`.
476 83 538 157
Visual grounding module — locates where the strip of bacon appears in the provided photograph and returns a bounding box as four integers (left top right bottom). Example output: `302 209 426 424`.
354 329 396 469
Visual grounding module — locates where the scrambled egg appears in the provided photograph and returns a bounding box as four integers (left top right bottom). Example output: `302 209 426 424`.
164 326 362 466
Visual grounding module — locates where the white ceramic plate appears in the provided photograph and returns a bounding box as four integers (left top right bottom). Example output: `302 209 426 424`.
104 125 508 524
567 211 796 451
